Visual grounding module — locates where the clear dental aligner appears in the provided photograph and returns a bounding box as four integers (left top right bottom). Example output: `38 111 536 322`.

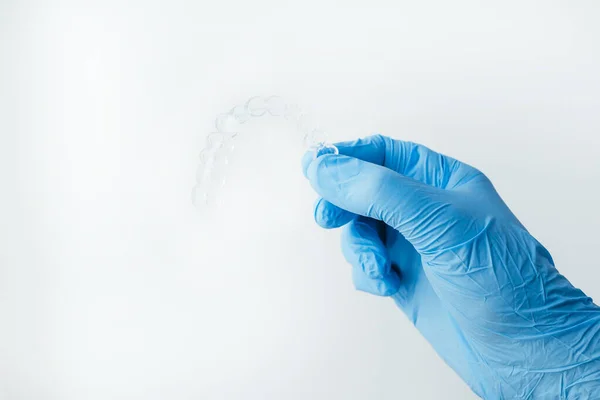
191 95 339 208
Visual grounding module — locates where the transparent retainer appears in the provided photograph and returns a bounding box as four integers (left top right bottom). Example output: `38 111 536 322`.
191 95 339 208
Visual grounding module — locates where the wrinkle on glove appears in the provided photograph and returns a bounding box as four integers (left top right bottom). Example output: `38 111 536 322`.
302 134 600 399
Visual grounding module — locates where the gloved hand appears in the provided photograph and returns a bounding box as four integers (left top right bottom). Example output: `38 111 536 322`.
302 135 600 399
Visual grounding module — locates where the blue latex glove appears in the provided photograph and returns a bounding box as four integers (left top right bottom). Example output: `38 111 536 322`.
302 135 600 399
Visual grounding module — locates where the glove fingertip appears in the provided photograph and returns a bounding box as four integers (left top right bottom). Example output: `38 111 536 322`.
313 198 354 229
301 151 314 178
352 267 401 297
307 154 362 191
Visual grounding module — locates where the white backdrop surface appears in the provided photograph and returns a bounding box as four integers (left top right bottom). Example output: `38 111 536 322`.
1 1 600 399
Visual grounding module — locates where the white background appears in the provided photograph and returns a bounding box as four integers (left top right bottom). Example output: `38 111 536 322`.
1 1 600 399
